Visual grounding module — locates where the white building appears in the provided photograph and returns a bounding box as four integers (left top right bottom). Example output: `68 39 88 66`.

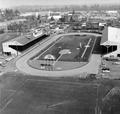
20 12 39 17
2 39 22 56
106 10 119 17
48 11 62 20
101 26 120 57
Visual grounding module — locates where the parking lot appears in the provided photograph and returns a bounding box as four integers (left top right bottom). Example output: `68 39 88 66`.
99 57 120 79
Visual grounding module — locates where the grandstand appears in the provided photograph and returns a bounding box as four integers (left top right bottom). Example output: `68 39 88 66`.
2 29 48 56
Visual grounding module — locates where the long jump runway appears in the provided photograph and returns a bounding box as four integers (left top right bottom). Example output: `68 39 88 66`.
16 33 102 77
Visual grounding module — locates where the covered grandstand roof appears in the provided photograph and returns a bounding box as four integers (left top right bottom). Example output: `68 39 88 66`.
4 31 43 46
101 40 120 45
6 33 33 45
101 26 120 45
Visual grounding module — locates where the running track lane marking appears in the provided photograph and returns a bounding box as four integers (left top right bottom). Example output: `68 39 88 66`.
81 38 92 58
52 54 63 66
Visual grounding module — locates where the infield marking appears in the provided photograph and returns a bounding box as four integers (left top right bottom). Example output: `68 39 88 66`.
35 36 64 60
52 49 71 66
81 38 92 58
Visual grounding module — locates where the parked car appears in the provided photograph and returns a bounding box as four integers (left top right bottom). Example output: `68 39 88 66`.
103 57 120 62
102 67 110 73
112 61 120 65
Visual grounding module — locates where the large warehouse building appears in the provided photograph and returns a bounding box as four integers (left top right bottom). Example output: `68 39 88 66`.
101 26 120 57
2 29 48 56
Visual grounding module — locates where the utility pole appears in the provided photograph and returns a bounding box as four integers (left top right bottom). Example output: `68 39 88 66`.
0 82 3 109
95 84 102 114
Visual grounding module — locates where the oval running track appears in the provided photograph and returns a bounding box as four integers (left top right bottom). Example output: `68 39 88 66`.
16 32 102 77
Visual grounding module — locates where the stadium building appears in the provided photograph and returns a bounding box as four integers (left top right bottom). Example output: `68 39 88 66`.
2 28 48 56
101 26 120 57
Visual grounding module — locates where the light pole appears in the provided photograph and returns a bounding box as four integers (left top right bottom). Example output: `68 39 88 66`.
95 84 99 114
0 82 3 109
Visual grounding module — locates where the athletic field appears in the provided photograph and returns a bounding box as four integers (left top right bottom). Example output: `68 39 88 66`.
30 34 98 71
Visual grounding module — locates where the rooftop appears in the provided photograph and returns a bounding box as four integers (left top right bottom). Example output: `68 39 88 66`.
101 26 120 45
5 30 44 46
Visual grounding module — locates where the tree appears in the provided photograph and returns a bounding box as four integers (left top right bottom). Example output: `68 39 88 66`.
2 9 20 20
14 10 20 16
59 17 65 22
70 16 75 22
37 14 41 20
4 9 14 20
50 16 55 21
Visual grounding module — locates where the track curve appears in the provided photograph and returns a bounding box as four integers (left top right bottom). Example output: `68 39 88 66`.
16 33 101 77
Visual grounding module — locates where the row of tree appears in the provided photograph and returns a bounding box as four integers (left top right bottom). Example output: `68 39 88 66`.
6 15 41 33
7 22 28 32
0 9 20 21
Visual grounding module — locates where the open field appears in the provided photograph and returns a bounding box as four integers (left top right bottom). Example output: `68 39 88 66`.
1 72 120 114
0 73 99 114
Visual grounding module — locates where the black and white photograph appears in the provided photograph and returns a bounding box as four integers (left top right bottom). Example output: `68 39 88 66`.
0 0 120 114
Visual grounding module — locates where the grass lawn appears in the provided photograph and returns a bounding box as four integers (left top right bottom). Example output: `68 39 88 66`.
34 35 96 62
1 72 120 114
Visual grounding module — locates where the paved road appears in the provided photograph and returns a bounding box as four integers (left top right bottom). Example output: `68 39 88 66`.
16 32 102 77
